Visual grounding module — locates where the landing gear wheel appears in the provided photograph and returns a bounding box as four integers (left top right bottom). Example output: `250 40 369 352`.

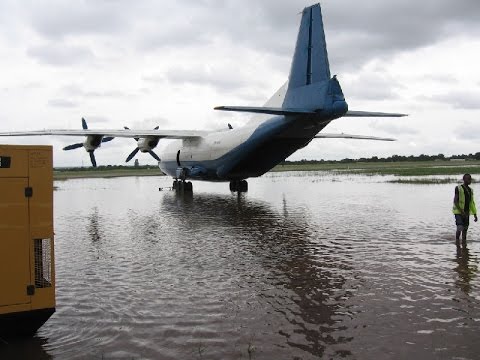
229 180 248 193
239 180 248 192
173 180 193 192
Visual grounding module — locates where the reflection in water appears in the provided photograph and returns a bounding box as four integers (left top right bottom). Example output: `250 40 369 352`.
160 192 353 357
454 247 478 295
87 207 102 243
0 335 51 360
3 175 480 359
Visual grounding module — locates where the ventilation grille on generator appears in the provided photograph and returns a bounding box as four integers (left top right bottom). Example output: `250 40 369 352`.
34 238 52 288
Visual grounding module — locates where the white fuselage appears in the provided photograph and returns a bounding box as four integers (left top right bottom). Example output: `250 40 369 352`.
158 84 292 180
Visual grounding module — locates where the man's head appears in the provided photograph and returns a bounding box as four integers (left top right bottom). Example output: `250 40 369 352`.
463 173 472 185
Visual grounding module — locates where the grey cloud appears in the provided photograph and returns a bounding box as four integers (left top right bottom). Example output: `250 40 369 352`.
455 122 480 140
84 90 133 99
129 117 171 129
343 73 403 101
17 0 480 74
84 116 110 124
27 44 94 66
135 0 480 74
142 74 165 83
27 0 130 39
430 91 480 110
164 65 250 92
60 84 134 99
369 121 418 136
421 74 458 83
48 98 78 108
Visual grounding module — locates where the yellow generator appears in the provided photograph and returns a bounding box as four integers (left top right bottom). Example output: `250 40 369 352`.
0 145 55 336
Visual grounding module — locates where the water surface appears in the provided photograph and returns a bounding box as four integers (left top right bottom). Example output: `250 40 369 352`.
1 172 479 359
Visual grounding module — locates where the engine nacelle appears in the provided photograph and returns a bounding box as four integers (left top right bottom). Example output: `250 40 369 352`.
83 135 103 152
137 137 159 153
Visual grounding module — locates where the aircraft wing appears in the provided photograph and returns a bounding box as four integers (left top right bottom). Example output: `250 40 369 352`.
344 111 407 117
0 129 207 139
315 133 395 141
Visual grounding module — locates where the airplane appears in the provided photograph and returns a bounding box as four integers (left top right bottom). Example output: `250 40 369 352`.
0 3 405 193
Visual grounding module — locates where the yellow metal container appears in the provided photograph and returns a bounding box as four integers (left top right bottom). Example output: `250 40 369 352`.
0 145 55 336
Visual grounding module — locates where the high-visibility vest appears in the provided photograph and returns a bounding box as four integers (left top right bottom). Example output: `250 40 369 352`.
453 184 477 215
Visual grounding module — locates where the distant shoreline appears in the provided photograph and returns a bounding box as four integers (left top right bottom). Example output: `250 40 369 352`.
54 168 163 180
53 160 480 181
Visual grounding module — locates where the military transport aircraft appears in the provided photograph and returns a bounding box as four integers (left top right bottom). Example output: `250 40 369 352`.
0 4 405 192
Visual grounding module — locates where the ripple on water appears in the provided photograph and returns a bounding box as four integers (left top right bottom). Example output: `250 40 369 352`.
2 175 479 359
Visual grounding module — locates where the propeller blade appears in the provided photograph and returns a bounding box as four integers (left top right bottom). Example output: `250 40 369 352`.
148 150 160 161
102 136 114 143
89 151 97 167
82 118 88 129
63 143 84 151
126 147 140 162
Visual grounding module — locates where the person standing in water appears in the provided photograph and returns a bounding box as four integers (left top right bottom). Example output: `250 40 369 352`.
453 174 478 247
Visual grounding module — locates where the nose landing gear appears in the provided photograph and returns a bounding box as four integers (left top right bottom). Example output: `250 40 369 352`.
229 180 248 193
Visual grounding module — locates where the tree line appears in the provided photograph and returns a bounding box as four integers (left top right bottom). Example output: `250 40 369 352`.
282 152 480 165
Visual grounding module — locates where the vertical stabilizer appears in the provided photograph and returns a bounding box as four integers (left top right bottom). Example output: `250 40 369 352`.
282 3 346 117
288 4 330 90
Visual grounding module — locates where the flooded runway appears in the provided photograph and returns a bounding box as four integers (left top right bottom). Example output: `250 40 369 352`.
1 172 479 359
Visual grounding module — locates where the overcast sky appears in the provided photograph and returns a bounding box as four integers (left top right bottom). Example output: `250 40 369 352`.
1 0 479 167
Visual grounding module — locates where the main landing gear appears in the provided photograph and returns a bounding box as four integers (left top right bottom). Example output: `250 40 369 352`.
229 180 248 192
173 180 193 192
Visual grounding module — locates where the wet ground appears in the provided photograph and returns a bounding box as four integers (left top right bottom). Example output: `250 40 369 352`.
1 172 479 359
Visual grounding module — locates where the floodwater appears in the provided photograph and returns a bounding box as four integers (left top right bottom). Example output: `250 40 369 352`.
1 172 479 359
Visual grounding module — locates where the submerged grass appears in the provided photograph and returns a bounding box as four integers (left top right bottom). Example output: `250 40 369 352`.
272 160 480 177
54 168 162 180
387 177 465 184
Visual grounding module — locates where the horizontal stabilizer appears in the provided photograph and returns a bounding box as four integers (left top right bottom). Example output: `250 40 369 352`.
344 111 407 117
315 133 395 141
214 106 316 116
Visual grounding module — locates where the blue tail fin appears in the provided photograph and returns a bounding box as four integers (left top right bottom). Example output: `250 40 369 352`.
214 3 348 119
288 4 330 89
282 4 347 118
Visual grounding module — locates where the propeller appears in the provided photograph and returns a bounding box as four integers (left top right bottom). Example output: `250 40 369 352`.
124 126 161 163
89 151 97 167
63 118 114 167
126 147 140 162
63 142 84 150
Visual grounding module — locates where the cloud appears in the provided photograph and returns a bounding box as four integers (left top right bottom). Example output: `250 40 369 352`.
59 84 134 99
342 72 403 101
429 90 480 110
27 0 130 39
48 98 78 108
369 121 419 136
164 65 250 92
27 43 94 65
455 121 480 140
129 117 171 129
322 0 480 70
16 0 480 73
84 116 110 124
